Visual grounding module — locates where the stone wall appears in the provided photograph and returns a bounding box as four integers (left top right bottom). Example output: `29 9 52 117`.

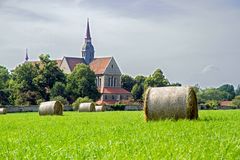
4 105 73 113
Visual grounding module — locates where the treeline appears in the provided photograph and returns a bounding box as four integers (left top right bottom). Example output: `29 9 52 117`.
121 71 240 107
0 54 100 106
196 84 240 108
1 54 239 108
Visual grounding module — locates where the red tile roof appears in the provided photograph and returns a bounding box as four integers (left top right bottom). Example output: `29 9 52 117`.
89 57 112 74
64 57 86 71
99 87 131 94
220 101 232 107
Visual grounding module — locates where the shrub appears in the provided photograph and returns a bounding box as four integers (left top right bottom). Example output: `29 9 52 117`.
37 99 45 105
232 96 240 107
72 97 93 110
50 96 69 105
111 103 126 111
205 100 219 109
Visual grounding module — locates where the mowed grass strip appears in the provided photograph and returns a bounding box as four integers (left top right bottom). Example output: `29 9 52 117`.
0 110 239 159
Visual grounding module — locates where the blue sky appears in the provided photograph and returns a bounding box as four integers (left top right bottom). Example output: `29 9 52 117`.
0 0 239 88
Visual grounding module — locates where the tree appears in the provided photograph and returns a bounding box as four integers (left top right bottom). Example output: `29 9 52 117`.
121 74 136 92
218 84 235 100
10 63 40 105
34 54 66 101
66 64 100 102
197 88 229 104
50 82 66 98
131 75 146 101
131 83 144 101
235 85 240 96
135 75 146 84
144 69 169 90
0 66 10 90
0 65 11 105
232 96 240 107
0 89 11 105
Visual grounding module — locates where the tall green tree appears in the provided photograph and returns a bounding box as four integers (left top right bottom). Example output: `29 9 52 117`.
66 64 100 102
121 74 136 92
34 54 66 101
218 84 235 100
0 66 10 89
0 65 11 105
10 63 40 105
50 82 66 98
131 75 146 101
144 69 169 90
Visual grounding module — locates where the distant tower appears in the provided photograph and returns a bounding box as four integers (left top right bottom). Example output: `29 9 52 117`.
25 48 29 62
82 18 95 64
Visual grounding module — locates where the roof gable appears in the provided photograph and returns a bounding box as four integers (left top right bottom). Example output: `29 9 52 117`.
64 57 86 71
89 57 112 74
104 57 121 75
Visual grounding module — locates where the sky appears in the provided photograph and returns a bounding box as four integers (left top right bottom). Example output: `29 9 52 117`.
0 0 239 88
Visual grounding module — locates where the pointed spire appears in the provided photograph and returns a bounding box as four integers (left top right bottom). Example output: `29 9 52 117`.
25 48 29 61
85 18 91 41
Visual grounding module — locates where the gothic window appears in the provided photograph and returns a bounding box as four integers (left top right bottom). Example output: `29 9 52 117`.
108 77 111 87
111 76 114 87
111 65 113 68
112 95 115 100
114 78 117 87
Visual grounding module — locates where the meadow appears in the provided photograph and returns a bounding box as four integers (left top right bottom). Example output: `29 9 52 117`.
0 110 239 159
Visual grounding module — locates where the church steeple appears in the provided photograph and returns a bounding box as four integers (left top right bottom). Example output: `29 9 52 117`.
82 18 95 64
25 48 29 62
85 18 91 41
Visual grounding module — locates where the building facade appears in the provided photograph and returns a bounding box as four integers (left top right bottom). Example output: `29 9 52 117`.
27 19 131 105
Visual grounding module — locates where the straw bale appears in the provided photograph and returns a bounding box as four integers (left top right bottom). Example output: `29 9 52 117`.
79 103 95 112
0 108 7 114
144 86 198 121
39 101 63 116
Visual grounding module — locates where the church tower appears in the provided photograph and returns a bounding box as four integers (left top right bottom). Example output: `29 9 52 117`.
82 19 95 64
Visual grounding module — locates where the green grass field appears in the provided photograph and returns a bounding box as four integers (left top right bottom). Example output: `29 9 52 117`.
0 110 239 159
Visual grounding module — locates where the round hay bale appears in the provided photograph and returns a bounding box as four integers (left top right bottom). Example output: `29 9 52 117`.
144 86 198 121
95 105 105 112
79 103 95 112
39 101 63 116
0 108 7 114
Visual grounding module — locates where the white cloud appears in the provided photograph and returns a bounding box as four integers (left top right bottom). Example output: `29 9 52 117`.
201 65 219 74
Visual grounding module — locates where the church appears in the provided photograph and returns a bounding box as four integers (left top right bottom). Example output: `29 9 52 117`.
27 20 132 105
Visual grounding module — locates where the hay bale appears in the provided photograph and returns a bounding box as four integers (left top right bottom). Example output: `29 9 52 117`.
79 103 95 112
0 108 7 114
95 105 105 112
39 101 63 116
144 86 198 121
